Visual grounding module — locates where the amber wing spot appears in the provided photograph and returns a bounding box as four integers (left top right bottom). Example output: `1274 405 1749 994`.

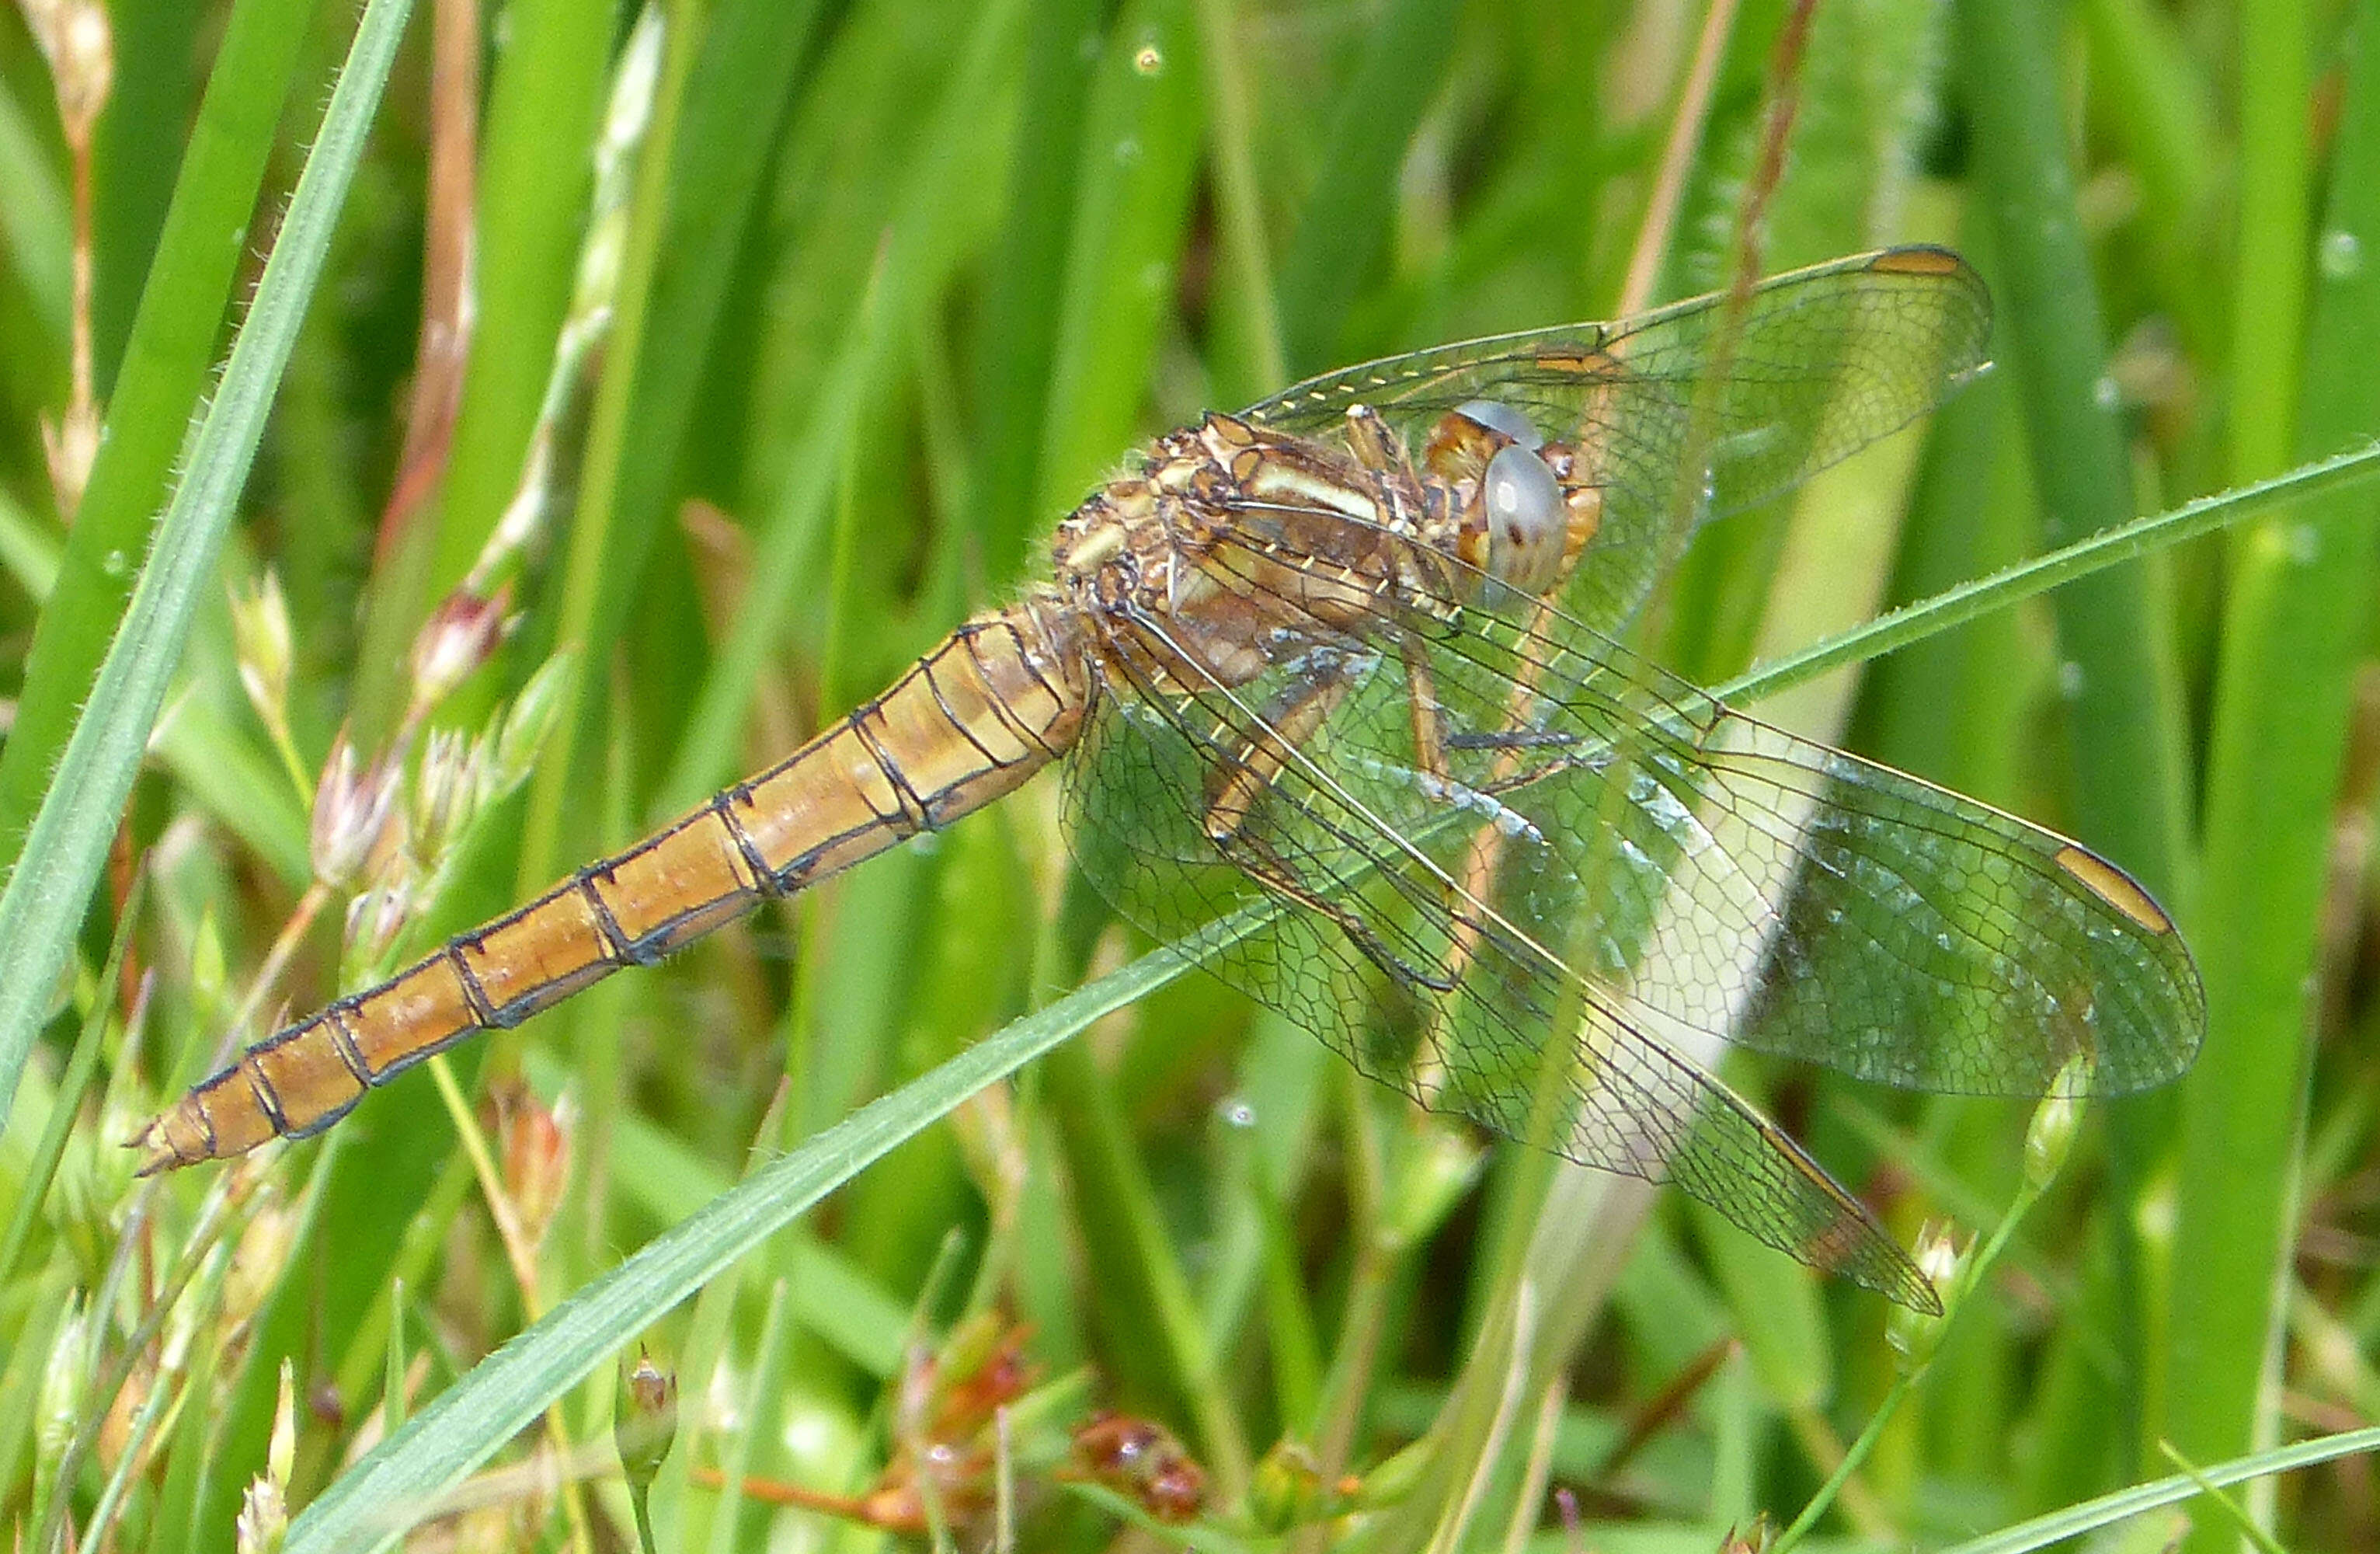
1530 347 1621 380
1867 245 1969 277
2054 845 2173 934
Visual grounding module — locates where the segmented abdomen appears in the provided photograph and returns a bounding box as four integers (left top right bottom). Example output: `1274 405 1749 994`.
136 602 1085 1170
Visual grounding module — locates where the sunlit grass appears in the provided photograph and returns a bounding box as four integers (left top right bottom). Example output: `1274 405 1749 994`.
3 2 2378 1552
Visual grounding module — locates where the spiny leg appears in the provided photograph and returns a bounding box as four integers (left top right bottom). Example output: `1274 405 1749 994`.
1200 665 1455 996
1200 665 1348 848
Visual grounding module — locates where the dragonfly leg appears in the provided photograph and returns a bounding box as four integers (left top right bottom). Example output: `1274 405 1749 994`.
1199 666 1457 998
1399 631 1449 782
1215 826 1457 997
1201 667 1348 847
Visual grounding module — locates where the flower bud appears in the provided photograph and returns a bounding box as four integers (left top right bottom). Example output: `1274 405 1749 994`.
490 654 576 798
2025 1054 2093 1192
1887 1224 1964 1375
23 0 113 141
409 583 512 713
410 729 481 866
235 1361 297 1553
499 1086 573 1254
615 1351 679 1522
36 1294 90 1488
1249 1440 1327 1534
311 735 401 888
1068 1412 1206 1524
343 876 417 966
597 12 663 184
43 404 99 521
231 572 294 737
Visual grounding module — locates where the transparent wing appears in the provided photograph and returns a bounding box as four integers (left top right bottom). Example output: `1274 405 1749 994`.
1060 525 2201 1308
1240 247 1992 629
1063 599 1944 1308
1408 597 2204 1098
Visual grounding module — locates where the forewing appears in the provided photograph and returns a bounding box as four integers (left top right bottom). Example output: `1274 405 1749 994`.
1402 602 2206 1097
1241 247 1992 629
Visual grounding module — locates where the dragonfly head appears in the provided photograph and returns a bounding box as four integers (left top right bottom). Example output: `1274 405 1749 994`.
1429 401 1569 599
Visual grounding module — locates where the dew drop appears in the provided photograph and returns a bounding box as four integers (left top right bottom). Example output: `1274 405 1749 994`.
2092 375 2121 412
101 549 127 577
1114 136 1142 167
2321 228 2364 280
2058 660 2086 699
1133 44 1164 75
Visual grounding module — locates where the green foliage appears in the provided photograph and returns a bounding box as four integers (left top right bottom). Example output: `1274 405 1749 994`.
4 2 2380 1551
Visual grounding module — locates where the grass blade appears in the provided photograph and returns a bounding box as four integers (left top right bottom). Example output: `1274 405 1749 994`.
1940 1427 2380 1554
279 926 1213 1554
2166 0 2380 1519
0 0 412 1132
1721 442 2380 709
0 0 315 865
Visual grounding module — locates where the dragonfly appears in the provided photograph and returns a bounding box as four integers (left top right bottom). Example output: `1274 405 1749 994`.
137 246 2204 1309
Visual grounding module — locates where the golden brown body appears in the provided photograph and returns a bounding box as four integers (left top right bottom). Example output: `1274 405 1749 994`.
137 410 1449 1170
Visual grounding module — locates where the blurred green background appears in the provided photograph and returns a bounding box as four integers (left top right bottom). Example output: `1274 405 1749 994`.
2 0 2379 1549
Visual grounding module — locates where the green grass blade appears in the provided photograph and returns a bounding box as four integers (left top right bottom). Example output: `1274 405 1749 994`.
2166 0 2380 1519
2225 0 2311 489
1028 0 1205 517
1719 443 2380 709
656 0 1028 817
0 78 71 341
344 0 620 743
1939 1427 2380 1554
2078 0 2226 361
513 1 699 894
89 0 202 388
278 928 1213 1554
0 0 315 866
969 0 1105 582
0 485 308 880
1272 0 1463 377
575 0 829 681
419 0 618 591
0 872 141 1288
1956 0 2189 904
0 0 413 1133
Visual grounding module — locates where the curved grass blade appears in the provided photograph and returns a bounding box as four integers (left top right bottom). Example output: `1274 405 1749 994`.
0 0 316 862
1719 439 2380 709
1940 1425 2380 1554
277 921 1227 1554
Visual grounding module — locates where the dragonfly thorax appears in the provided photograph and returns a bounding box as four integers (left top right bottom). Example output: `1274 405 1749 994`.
1048 413 1442 693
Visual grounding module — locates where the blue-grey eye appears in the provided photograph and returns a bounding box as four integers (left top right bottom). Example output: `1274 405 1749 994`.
1453 399 1543 451
1481 444 1564 594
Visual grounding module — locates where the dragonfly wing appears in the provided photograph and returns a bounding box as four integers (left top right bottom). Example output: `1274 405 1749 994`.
1241 247 1992 629
1063 592 1940 1308
1413 602 2206 1096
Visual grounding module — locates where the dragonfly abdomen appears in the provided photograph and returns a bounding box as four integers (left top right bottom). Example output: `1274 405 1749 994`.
134 601 1088 1172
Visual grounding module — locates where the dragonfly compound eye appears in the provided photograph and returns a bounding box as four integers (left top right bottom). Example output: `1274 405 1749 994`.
1478 443 1565 595
1452 398 1544 450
